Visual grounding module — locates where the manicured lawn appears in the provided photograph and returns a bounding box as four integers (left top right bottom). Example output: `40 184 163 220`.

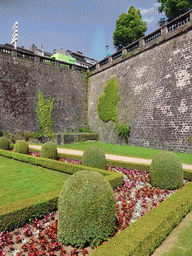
153 211 192 256
0 156 70 207
164 221 192 256
29 141 192 165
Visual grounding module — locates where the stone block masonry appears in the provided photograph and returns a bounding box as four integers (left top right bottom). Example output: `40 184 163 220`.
0 53 87 134
1 11 192 154
87 22 192 153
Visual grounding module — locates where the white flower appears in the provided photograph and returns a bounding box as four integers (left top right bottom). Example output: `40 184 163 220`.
44 222 50 227
11 250 19 256
34 229 40 238
21 237 29 244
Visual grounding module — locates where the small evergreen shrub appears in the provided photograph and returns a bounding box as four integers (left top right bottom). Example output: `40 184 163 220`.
10 134 16 144
78 125 93 133
58 170 117 248
24 131 30 141
150 151 183 190
82 145 106 170
34 132 42 139
118 123 131 143
0 137 10 150
41 141 58 160
14 140 29 154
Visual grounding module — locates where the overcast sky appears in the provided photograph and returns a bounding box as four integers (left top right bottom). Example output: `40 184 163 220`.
0 0 167 61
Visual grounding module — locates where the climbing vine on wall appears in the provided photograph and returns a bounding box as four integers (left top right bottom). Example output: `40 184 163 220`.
97 77 119 128
36 91 55 139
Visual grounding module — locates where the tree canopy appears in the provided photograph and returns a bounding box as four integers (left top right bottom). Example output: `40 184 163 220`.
113 5 147 51
157 0 192 27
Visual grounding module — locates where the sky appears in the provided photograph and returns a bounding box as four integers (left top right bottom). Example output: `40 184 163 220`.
0 0 167 62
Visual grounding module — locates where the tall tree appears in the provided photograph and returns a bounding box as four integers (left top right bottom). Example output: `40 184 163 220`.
157 0 192 27
113 5 147 51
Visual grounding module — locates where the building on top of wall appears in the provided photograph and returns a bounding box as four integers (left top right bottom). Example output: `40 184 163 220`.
29 44 52 58
53 48 98 68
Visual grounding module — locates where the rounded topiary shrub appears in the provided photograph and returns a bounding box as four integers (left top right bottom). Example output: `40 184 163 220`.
150 151 183 190
82 145 106 170
40 141 58 160
58 170 116 248
0 137 10 150
14 140 29 154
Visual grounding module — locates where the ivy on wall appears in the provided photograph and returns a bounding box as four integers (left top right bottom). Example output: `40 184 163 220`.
36 91 55 139
97 77 119 128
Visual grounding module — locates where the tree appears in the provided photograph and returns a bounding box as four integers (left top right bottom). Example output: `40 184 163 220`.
157 0 192 27
113 5 148 51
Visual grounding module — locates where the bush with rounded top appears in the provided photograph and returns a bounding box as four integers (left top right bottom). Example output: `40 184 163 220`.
82 145 106 170
40 141 58 160
58 170 116 248
150 151 183 190
0 137 10 150
14 140 29 154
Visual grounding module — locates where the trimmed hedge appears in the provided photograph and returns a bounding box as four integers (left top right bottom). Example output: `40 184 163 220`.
91 181 192 256
0 148 123 233
0 149 123 188
0 147 192 255
28 146 192 180
14 140 29 154
0 137 10 150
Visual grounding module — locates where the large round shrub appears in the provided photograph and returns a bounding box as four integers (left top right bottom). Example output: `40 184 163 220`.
41 141 58 160
150 151 183 190
14 140 29 154
58 170 116 248
82 145 106 170
0 137 10 150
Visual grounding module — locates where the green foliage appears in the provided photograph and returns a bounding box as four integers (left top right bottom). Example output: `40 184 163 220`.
173 38 177 47
58 170 117 248
97 77 119 128
41 141 58 160
122 53 128 59
84 70 92 84
150 151 183 190
36 91 55 140
188 134 192 143
157 0 192 27
23 131 30 142
0 131 3 137
82 145 106 170
0 137 10 150
33 131 42 139
113 5 147 51
118 123 131 143
14 140 29 154
78 125 94 133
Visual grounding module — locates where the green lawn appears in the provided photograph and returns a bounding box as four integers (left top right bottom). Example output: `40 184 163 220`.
153 211 192 256
29 141 192 165
163 222 192 256
0 156 70 207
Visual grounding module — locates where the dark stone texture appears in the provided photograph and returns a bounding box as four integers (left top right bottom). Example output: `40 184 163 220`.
88 27 192 153
0 55 87 134
1 22 192 154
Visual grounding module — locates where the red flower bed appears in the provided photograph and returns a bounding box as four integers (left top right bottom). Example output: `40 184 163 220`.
1 149 189 255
